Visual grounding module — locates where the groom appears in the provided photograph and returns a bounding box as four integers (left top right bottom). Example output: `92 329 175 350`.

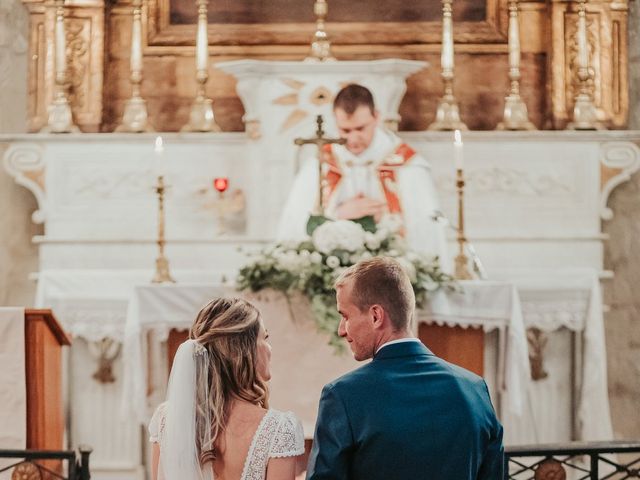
306 257 504 479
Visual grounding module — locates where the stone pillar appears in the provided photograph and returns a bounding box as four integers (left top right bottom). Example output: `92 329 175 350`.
21 0 105 132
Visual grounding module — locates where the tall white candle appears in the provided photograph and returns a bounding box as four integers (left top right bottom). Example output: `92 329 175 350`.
441 4 454 72
508 2 520 70
454 129 464 170
196 6 208 71
154 136 166 176
55 8 66 76
130 12 142 73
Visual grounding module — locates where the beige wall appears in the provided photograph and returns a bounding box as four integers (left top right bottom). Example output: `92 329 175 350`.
0 0 39 307
603 169 640 440
600 2 640 439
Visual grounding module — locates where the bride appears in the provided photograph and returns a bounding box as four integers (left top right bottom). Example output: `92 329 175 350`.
148 297 305 480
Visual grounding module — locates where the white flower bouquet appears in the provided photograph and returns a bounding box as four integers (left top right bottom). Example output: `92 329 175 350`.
237 215 454 348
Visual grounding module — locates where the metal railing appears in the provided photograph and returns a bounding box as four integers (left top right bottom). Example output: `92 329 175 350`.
506 441 640 479
0 446 92 480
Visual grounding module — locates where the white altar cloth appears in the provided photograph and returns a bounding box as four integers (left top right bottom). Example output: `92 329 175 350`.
121 281 530 437
496 269 614 442
0 307 26 480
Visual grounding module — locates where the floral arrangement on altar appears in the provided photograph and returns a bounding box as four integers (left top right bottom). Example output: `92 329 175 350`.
236 215 455 348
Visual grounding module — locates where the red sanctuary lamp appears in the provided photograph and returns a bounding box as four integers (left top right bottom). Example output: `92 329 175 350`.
213 177 229 197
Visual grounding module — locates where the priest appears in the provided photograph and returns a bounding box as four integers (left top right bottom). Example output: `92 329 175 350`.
277 84 449 270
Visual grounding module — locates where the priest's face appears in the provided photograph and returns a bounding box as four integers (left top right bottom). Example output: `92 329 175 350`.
334 105 379 156
336 281 376 361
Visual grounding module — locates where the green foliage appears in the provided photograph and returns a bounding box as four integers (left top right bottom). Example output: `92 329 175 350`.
236 218 456 349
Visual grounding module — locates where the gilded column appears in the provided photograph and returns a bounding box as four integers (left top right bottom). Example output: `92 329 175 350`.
548 0 628 128
22 0 105 132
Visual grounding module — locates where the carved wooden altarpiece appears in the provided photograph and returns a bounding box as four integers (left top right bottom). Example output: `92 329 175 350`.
20 0 629 132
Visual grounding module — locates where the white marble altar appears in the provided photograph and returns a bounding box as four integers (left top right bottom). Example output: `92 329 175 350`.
3 57 639 479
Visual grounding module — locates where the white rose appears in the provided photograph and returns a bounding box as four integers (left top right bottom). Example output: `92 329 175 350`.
312 220 366 253
377 214 403 234
359 251 373 261
310 251 323 264
326 255 341 268
364 231 381 250
396 257 417 282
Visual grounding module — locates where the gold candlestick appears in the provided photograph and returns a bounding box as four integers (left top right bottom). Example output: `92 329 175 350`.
182 0 219 132
497 0 536 130
454 168 472 280
117 0 152 133
429 0 468 131
567 0 603 130
152 175 175 283
306 0 335 62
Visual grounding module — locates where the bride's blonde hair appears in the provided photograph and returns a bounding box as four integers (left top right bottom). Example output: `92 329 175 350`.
189 297 269 463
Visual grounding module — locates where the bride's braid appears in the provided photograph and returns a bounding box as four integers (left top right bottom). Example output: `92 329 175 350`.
189 297 269 464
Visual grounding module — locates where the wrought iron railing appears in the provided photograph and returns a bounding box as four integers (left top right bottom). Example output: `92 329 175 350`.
0 446 92 480
506 441 640 479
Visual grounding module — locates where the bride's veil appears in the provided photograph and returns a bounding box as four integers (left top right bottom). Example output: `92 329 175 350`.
160 339 214 480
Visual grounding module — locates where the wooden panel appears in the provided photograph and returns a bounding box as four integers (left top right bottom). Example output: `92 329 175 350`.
167 329 189 375
169 0 487 25
418 323 484 376
24 310 69 477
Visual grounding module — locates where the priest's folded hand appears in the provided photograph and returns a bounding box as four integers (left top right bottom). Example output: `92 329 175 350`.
335 194 388 222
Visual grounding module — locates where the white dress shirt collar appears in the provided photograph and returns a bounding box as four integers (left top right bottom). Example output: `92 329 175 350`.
375 337 421 355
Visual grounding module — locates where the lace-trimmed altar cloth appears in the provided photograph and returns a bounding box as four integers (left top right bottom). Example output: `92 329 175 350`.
149 403 304 480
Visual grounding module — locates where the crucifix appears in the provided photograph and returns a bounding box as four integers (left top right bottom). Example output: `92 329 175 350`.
294 115 346 215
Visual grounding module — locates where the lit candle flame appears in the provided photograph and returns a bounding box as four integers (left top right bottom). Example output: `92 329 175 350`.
154 136 164 153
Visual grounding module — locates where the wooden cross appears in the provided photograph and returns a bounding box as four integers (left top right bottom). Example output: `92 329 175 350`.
294 115 346 215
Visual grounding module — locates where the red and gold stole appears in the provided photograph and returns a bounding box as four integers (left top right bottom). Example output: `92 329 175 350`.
321 143 416 214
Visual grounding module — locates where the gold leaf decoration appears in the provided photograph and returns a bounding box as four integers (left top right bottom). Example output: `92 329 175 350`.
281 78 306 91
310 86 333 106
280 109 309 132
272 93 299 106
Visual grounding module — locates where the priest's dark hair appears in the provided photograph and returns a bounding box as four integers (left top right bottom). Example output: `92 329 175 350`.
333 84 376 115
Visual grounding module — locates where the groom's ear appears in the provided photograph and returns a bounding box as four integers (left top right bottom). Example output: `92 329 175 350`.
370 304 385 329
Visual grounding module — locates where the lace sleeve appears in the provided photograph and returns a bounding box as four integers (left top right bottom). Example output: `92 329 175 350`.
269 411 305 458
148 402 167 444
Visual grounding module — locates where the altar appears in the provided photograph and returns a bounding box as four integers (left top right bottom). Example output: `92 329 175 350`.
3 54 637 479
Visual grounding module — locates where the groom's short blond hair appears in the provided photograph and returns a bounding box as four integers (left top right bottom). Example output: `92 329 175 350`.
335 256 415 331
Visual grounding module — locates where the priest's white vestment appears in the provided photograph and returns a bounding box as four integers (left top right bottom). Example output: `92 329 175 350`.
277 127 450 270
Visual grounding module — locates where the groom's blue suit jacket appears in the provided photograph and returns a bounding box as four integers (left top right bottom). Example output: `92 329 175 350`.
307 341 504 480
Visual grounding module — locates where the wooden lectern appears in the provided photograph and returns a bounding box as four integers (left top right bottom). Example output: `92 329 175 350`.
418 323 484 376
24 309 71 450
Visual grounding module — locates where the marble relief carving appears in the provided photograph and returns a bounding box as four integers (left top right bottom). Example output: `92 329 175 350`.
65 19 89 112
565 12 600 113
437 167 574 197
599 142 640 220
3 143 47 223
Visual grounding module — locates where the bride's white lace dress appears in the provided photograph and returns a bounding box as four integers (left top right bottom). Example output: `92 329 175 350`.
149 403 305 480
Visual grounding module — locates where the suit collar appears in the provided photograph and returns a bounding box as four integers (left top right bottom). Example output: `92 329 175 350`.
373 340 433 361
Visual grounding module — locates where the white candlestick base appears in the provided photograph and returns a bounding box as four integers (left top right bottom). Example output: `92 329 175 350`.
116 96 154 133
181 96 220 132
429 93 468 131
497 94 536 130
41 94 79 133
